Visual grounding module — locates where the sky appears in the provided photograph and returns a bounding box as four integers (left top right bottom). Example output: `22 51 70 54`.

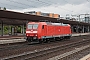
0 0 90 17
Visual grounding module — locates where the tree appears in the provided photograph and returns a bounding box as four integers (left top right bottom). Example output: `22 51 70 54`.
3 7 6 10
0 7 1 10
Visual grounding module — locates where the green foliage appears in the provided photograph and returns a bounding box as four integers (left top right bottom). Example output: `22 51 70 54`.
3 7 6 10
4 26 8 34
0 25 26 34
17 26 21 33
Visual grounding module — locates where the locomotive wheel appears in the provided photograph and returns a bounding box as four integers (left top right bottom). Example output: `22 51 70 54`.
67 36 71 39
39 39 42 43
60 37 64 40
43 39 48 43
26 37 29 42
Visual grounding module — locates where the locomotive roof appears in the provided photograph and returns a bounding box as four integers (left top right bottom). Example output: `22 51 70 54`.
46 22 69 26
27 22 70 26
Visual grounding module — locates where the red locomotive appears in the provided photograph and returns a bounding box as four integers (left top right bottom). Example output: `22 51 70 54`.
26 22 71 43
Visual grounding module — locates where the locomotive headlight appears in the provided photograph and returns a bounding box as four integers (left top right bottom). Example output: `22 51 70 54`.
35 34 37 36
27 34 28 36
26 31 30 33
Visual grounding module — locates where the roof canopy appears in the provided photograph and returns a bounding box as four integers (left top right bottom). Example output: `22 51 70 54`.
0 10 90 26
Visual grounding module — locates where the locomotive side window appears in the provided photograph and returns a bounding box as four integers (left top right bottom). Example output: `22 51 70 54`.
42 25 44 29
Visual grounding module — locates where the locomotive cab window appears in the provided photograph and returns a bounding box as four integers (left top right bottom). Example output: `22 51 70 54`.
27 24 32 29
33 24 38 29
42 25 44 29
27 24 38 29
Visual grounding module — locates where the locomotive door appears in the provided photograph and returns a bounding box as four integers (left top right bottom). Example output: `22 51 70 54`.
42 25 47 36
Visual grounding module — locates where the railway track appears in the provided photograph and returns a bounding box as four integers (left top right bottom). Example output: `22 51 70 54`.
0 42 37 51
1 38 90 60
0 35 88 50
48 45 90 60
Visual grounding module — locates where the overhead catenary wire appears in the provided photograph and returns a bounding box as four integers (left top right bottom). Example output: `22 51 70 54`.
87 0 89 2
0 2 25 9
1 0 89 16
5 0 76 13
36 0 75 13
40 0 72 11
36 0 51 6
63 0 74 5
62 0 74 14
61 0 90 15
25 0 80 16
5 0 51 11
6 0 36 8
26 0 50 7
25 0 49 9
43 0 89 20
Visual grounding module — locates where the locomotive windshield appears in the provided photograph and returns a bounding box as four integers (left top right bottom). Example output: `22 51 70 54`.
28 24 38 29
33 24 38 29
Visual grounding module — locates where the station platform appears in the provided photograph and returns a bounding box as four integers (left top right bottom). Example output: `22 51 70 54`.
0 33 90 44
0 35 24 40
72 33 90 36
0 39 26 44
0 35 25 44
